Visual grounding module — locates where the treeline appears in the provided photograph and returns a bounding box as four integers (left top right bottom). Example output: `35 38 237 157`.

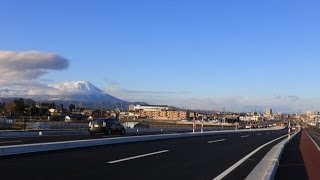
0 98 57 117
0 98 117 118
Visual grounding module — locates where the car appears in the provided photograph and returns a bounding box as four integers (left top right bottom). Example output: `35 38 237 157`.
88 118 125 135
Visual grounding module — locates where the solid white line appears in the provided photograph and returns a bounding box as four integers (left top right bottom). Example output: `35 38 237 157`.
241 135 249 138
0 140 22 144
108 150 169 164
208 139 226 144
212 133 289 180
256 133 262 136
305 130 320 151
311 131 320 136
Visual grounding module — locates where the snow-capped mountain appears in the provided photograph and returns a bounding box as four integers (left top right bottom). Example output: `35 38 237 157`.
49 81 104 95
0 81 130 108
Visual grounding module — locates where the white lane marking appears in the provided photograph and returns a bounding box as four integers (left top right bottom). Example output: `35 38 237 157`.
212 133 289 180
265 133 270 135
305 130 320 151
311 131 320 136
256 133 262 136
108 150 169 164
208 139 226 144
0 140 22 144
241 135 249 138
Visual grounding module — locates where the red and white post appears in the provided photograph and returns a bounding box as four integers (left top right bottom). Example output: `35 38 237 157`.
288 121 291 139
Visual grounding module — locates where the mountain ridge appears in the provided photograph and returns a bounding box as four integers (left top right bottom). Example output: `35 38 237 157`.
0 81 134 109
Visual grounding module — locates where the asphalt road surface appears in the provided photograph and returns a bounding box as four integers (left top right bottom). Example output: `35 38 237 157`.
0 129 288 180
306 129 320 149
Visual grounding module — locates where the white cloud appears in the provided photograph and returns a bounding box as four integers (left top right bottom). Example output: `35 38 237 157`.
0 50 70 96
0 50 69 82
0 81 62 96
106 87 320 113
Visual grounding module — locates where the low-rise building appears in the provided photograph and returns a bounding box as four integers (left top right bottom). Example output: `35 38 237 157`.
129 104 170 112
139 109 188 121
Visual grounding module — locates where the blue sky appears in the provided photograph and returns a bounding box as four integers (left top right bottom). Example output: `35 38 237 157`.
1 0 320 112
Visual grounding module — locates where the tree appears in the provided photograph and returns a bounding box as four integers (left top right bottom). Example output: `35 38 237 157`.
0 102 4 114
69 104 76 113
4 102 16 115
14 98 25 115
49 102 56 109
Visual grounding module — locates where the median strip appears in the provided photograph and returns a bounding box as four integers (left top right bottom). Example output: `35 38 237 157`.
107 150 169 164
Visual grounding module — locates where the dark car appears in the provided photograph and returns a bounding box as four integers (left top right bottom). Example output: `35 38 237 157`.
88 118 125 135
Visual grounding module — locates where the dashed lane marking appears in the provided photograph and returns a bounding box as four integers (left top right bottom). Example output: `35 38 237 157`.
108 150 170 164
208 139 226 144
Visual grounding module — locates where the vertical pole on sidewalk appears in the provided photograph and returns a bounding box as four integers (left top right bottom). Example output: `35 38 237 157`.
193 116 195 133
288 120 291 139
201 116 204 133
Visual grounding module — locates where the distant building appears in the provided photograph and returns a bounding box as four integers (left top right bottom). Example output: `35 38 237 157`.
265 108 272 119
82 109 93 116
137 109 187 121
307 111 320 123
129 104 169 112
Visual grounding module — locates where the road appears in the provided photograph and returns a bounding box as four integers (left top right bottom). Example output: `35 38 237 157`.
306 129 320 150
0 129 288 180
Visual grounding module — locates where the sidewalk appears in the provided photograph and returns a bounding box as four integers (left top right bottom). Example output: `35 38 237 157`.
275 129 320 180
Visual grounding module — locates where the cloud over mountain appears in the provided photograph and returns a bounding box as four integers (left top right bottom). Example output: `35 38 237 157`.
0 50 69 83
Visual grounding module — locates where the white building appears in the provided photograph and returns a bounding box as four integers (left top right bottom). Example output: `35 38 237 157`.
265 108 273 117
128 104 169 112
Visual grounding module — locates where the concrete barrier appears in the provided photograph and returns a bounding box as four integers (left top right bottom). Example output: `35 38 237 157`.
0 126 285 157
246 130 299 180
